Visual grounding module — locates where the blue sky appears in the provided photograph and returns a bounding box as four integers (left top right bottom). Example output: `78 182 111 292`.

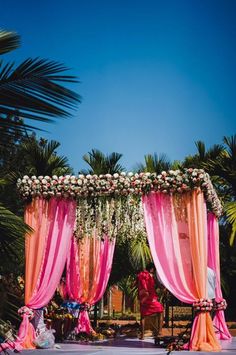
2 0 236 172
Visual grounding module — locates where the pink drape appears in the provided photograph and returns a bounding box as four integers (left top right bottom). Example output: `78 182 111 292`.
142 190 220 351
207 212 231 340
66 234 115 334
2 197 76 351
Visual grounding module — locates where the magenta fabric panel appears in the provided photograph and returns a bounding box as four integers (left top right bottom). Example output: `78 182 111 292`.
207 212 231 340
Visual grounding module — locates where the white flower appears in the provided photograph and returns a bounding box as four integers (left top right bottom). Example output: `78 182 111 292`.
31 176 37 180
52 175 58 180
113 173 119 179
86 174 92 179
44 176 50 180
42 179 47 184
121 172 126 176
127 172 133 177
78 174 84 179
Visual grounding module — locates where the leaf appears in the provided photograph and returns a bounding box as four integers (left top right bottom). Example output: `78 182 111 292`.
225 201 236 246
0 58 81 122
0 30 20 55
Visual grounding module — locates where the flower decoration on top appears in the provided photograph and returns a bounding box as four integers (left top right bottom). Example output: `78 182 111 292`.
193 298 214 312
16 168 222 217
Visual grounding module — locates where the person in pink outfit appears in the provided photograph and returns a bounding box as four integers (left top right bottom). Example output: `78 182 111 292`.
137 262 164 340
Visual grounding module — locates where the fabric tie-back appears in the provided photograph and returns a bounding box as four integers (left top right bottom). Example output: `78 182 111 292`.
207 212 231 340
2 197 76 351
142 189 220 352
66 234 115 334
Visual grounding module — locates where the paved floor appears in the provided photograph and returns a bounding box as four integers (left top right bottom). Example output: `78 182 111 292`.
6 336 235 355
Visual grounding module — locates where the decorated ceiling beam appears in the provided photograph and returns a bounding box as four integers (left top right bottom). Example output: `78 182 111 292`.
17 168 222 217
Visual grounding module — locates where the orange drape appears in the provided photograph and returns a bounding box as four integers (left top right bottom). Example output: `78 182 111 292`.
24 198 50 304
187 190 221 351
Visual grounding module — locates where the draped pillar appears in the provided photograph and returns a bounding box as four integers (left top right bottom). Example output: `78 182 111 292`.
66 233 115 334
2 197 76 351
207 212 231 340
142 189 220 351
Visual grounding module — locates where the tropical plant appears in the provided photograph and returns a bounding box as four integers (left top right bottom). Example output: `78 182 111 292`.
0 30 81 143
135 153 171 173
81 149 124 175
128 233 151 271
0 28 80 324
117 276 138 314
19 136 72 176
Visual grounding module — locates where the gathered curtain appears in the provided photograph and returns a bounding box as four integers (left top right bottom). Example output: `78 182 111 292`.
207 212 231 340
3 197 76 351
142 189 221 352
66 233 115 333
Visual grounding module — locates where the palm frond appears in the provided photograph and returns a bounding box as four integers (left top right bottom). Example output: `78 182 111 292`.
128 234 151 271
20 138 71 176
0 30 20 55
225 201 236 246
195 140 206 160
0 58 81 124
82 149 124 175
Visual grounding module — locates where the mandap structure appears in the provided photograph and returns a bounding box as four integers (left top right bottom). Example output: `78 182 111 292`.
2 168 232 351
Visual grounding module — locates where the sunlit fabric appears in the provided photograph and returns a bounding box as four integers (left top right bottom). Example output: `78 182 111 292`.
66 234 115 333
142 189 221 351
208 212 231 340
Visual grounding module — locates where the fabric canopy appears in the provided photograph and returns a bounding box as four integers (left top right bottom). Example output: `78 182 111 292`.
2 197 76 351
142 189 221 351
66 233 115 333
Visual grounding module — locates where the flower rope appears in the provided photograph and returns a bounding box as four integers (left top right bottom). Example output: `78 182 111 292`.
16 169 222 217
214 299 227 311
18 306 35 320
192 298 214 312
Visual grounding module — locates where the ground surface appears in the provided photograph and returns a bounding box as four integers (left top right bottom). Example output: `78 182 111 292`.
6 336 236 355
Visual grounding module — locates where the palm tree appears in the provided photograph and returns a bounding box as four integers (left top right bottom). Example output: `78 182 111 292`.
135 153 171 173
81 149 124 175
0 30 81 143
183 140 223 169
0 29 79 263
117 276 138 314
203 135 236 245
20 136 72 176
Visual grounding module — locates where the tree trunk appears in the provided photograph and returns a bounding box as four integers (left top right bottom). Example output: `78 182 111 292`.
108 288 113 317
122 292 126 314
98 296 104 318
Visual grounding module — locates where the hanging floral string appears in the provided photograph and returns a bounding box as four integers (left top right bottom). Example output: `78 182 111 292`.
16 169 222 217
74 195 146 240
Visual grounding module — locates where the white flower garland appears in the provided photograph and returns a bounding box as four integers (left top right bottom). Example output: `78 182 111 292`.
16 168 222 217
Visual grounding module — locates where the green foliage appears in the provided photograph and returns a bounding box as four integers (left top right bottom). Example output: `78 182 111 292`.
20 136 73 176
128 233 152 271
81 149 124 175
136 153 171 173
0 30 20 55
0 202 30 273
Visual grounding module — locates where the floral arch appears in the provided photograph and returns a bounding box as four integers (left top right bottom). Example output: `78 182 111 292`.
2 169 231 352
